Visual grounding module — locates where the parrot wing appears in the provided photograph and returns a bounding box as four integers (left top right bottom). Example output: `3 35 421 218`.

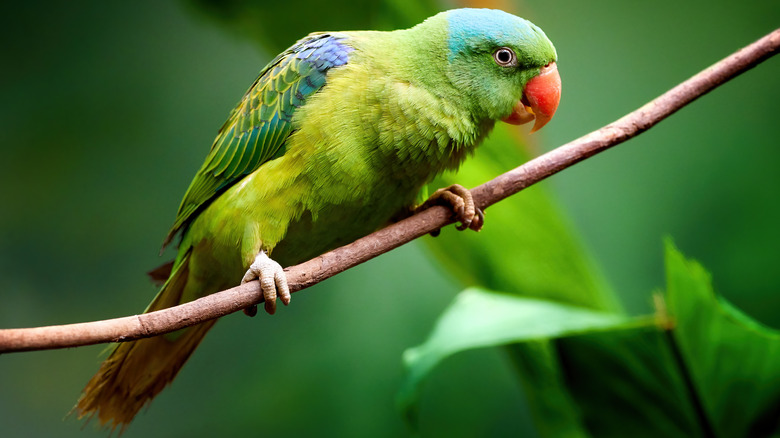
162 33 353 248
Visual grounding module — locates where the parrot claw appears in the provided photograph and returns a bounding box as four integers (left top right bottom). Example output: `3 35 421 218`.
419 184 484 234
241 250 290 316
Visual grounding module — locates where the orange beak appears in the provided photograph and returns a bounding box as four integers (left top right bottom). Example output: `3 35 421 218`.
502 62 561 133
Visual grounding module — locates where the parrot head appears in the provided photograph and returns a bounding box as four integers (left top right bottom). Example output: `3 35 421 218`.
441 8 561 133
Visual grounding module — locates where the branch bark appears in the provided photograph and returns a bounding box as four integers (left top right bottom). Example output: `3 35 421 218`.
1 28 778 354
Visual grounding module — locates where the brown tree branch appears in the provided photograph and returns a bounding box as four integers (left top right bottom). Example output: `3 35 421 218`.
1 28 778 354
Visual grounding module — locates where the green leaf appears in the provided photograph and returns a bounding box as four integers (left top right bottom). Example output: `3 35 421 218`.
403 241 780 437
504 341 591 438
398 287 633 423
546 323 708 437
665 239 780 437
530 241 780 437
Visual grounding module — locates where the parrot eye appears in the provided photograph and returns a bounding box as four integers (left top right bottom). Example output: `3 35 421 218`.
493 47 517 67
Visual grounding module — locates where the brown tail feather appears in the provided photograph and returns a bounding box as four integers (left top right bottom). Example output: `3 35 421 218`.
75 250 215 433
74 321 216 433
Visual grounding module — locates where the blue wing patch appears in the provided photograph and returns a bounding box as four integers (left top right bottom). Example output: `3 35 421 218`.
163 33 353 248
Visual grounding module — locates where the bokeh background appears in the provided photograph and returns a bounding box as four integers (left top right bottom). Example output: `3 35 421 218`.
1 1 778 437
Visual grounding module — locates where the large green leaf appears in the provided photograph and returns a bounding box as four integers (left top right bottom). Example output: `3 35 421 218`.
547 324 709 436
402 242 780 437
397 287 636 424
665 239 780 437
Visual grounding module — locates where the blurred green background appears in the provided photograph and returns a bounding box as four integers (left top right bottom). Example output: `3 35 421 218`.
0 1 777 437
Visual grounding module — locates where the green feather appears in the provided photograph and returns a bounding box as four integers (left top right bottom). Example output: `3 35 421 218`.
162 33 354 248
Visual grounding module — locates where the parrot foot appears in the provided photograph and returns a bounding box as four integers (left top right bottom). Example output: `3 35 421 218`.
241 250 290 316
419 184 484 233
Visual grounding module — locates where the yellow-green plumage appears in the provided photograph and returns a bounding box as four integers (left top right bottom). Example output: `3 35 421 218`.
76 8 557 431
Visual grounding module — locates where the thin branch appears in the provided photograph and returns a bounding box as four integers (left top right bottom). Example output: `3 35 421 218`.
1 28 778 354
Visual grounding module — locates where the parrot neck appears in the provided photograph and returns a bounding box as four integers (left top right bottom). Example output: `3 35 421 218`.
346 19 491 126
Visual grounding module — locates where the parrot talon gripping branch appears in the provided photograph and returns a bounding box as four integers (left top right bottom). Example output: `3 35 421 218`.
418 184 484 232
73 8 561 431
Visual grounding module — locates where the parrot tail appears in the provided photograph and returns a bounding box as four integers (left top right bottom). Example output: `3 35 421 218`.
74 251 215 433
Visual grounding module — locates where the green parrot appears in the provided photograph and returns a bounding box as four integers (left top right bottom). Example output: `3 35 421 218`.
75 8 560 431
